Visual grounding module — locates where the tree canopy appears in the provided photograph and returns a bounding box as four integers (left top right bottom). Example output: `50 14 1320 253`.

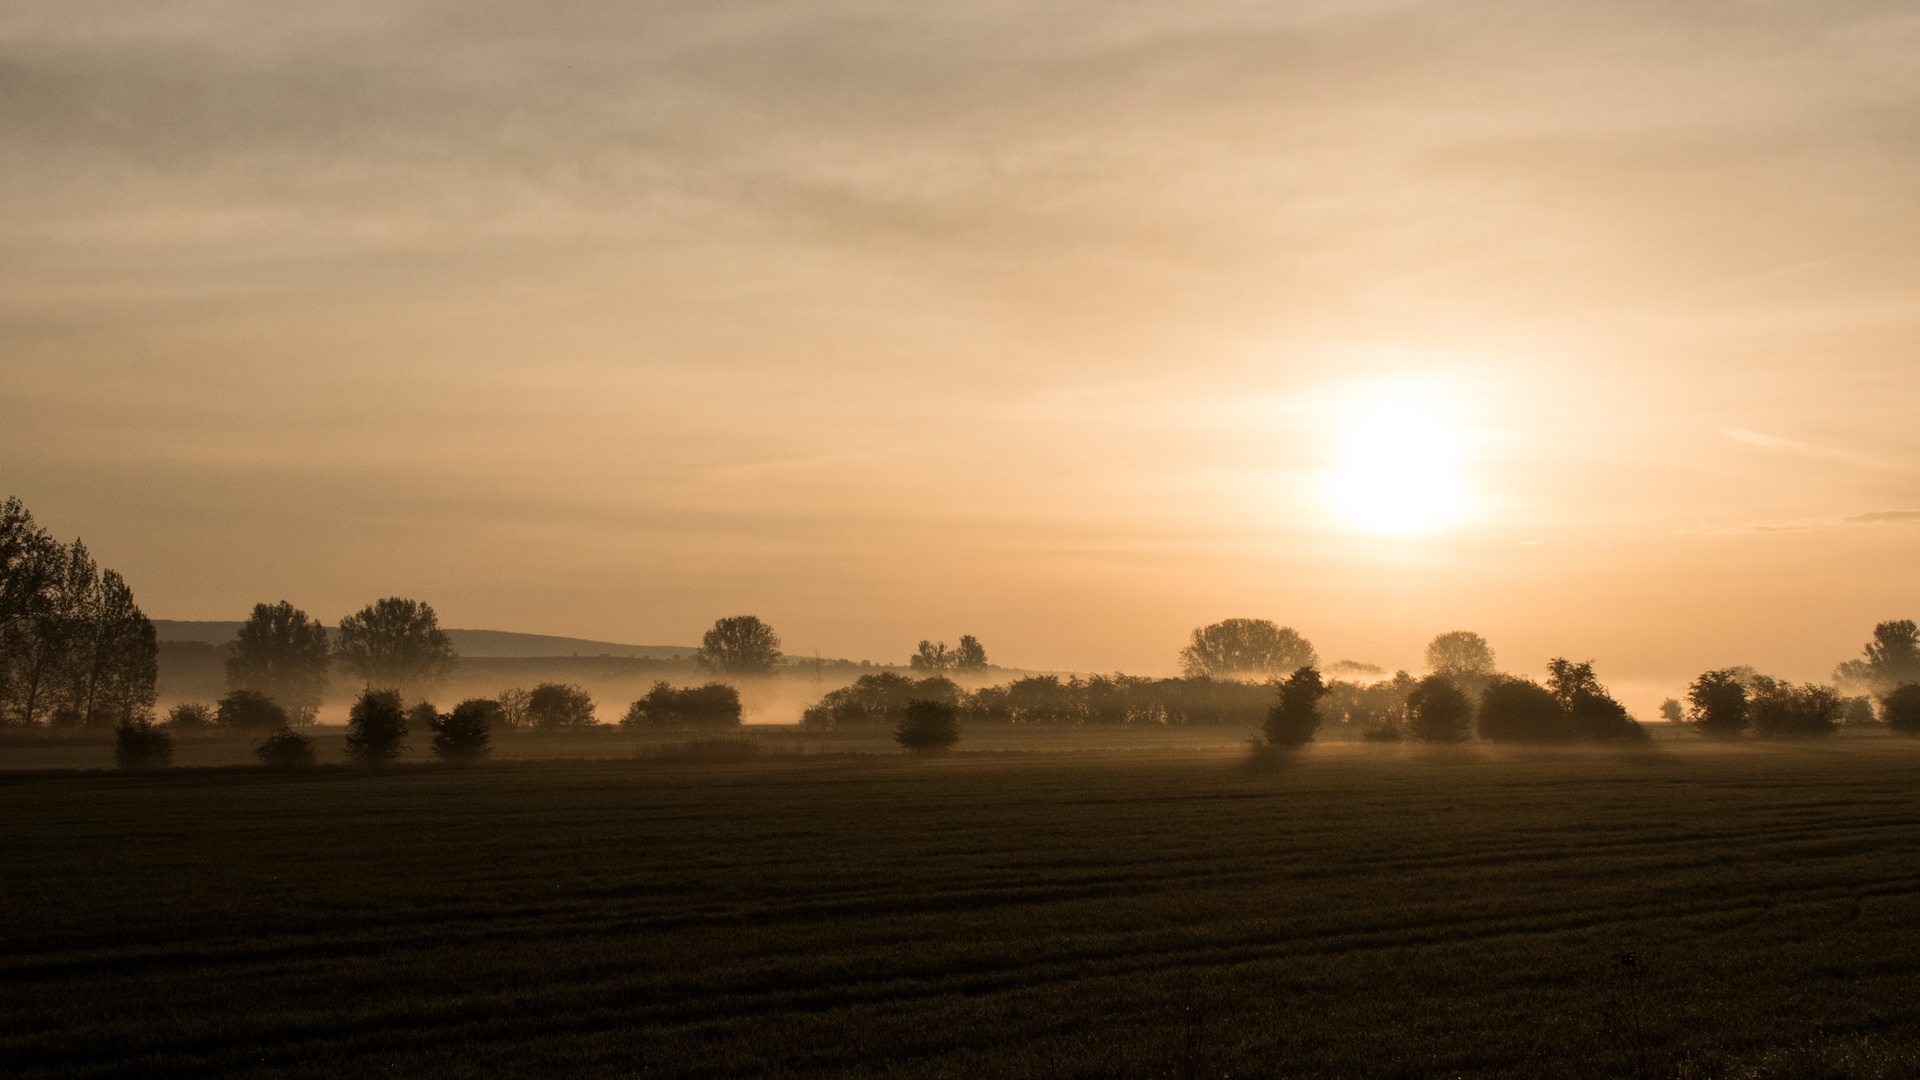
226 601 330 723
696 616 782 676
1178 619 1317 680
1424 631 1496 678
335 598 457 692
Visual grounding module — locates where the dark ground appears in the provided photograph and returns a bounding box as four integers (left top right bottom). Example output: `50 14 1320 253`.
4 741 1919 1078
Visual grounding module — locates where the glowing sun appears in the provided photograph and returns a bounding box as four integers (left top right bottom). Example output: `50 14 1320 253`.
1322 386 1473 535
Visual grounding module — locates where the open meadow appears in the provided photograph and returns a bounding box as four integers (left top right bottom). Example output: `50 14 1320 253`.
5 740 1920 1079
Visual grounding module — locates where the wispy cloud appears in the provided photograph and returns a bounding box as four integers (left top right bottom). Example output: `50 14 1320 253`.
1721 427 1903 472
1682 509 1920 536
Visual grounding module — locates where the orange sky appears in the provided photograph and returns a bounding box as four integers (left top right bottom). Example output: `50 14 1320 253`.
5 1 1918 698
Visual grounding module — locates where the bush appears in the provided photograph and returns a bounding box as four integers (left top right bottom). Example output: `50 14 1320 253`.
1263 667 1327 748
1550 659 1645 741
1883 683 1920 736
432 698 497 762
1687 669 1750 739
1407 674 1473 743
622 682 742 727
526 682 595 729
114 717 173 769
345 689 408 765
1748 676 1842 739
895 698 960 752
166 702 213 732
254 726 316 770
1477 678 1569 742
1360 721 1405 743
217 690 289 731
804 673 956 729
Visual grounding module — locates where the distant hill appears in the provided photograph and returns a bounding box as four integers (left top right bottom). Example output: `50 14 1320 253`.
152 621 698 660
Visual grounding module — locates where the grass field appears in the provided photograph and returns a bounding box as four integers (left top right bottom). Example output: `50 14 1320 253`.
5 741 1920 1078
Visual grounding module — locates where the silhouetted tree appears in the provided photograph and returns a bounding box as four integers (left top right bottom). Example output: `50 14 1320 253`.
1323 671 1416 740
696 615 782 675
1408 674 1473 743
113 716 172 769
911 640 951 673
1179 619 1317 680
1659 698 1684 724
226 601 330 723
217 689 289 731
1747 676 1841 739
335 598 456 692
166 701 213 732
1882 683 1920 736
1476 677 1570 742
1425 631 1496 699
345 689 408 765
407 700 440 735
1687 669 1750 739
953 635 989 672
495 686 532 730
255 726 316 770
1264 667 1328 748
1548 658 1645 741
622 682 742 727
804 673 955 728
895 698 960 752
525 682 595 728
431 699 496 762
1834 619 1920 694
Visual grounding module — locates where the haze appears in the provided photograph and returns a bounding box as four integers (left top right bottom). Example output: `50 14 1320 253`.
6 1 1918 687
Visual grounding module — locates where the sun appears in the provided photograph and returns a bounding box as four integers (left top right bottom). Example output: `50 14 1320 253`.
1321 385 1473 535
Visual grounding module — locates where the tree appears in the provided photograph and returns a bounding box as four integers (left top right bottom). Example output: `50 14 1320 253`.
226 601 330 723
1882 683 1920 736
1659 699 1684 724
345 689 408 765
1747 676 1841 739
335 598 456 693
1264 667 1328 748
1687 669 1750 739
953 635 989 672
803 673 953 729
1476 677 1570 742
696 616 782 675
167 702 213 732
496 686 532 730
622 682 742 727
0 501 66 725
114 717 173 770
217 689 289 731
431 699 497 762
911 640 951 673
1835 619 1920 693
1547 658 1645 741
525 682 595 728
895 698 960 752
255 727 316 770
1407 674 1473 743
1179 619 1317 680
1426 632 1496 679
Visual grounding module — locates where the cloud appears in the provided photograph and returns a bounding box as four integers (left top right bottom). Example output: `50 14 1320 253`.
1720 427 1901 472
1682 509 1920 536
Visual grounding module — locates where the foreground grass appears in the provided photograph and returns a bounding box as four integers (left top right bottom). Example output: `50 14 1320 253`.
3 744 1918 1078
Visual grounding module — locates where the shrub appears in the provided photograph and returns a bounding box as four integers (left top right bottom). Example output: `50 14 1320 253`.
254 726 316 770
1263 667 1327 748
1687 669 1750 739
895 698 960 752
1360 721 1405 743
1550 659 1645 741
804 673 956 729
216 690 288 731
622 682 743 727
1883 683 1920 736
1407 674 1473 743
526 682 595 729
166 702 214 732
1477 678 1569 742
430 698 496 762
1748 676 1842 739
345 689 408 765
114 717 173 769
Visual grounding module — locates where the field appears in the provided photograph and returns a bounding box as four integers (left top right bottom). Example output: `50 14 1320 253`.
5 740 1920 1079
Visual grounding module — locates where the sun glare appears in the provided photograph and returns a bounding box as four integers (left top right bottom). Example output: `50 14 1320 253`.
1322 386 1473 535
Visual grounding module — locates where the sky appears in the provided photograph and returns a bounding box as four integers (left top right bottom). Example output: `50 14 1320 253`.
4 0 1918 694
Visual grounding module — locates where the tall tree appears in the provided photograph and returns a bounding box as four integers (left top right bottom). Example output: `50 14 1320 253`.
696 615 782 676
1407 674 1473 743
952 635 989 672
1264 666 1328 747
1425 631 1496 678
334 597 457 693
911 640 951 673
227 601 332 723
72 571 157 726
1179 619 1317 680
1687 669 1749 739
